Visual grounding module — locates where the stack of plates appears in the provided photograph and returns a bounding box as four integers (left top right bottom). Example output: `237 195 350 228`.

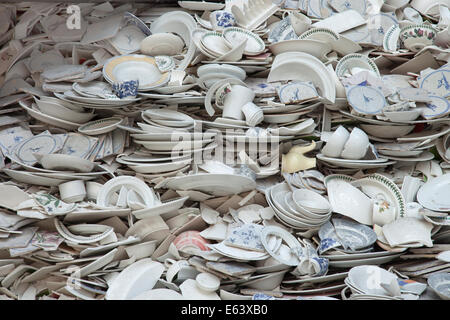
197 63 246 88
55 91 139 109
103 54 170 91
376 141 436 161
141 108 196 130
265 182 332 231
325 249 406 268
19 98 94 131
284 170 326 194
343 265 406 300
116 153 192 176
133 109 219 155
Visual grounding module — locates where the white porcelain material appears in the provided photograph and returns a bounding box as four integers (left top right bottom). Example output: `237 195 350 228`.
292 189 331 213
34 153 95 173
195 272 220 292
222 27 265 56
382 217 433 247
427 273 450 300
268 52 336 103
105 259 165 300
347 265 400 297
242 102 264 127
96 176 158 208
312 10 366 33
417 173 450 212
322 126 350 158
222 84 255 120
59 180 86 203
140 33 185 56
103 55 169 91
289 11 311 35
326 179 373 225
340 127 370 160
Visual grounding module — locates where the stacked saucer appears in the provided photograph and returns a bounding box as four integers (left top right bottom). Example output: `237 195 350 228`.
19 98 94 131
265 182 332 231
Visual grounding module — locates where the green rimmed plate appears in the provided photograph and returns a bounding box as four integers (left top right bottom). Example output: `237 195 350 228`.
222 27 265 56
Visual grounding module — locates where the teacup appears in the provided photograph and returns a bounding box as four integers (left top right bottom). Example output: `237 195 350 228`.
86 181 102 201
401 176 422 203
321 125 350 158
222 84 255 120
59 180 86 203
372 194 397 227
268 16 298 43
340 127 370 160
400 24 437 52
241 101 263 126
285 11 311 36
112 79 139 98
403 7 423 24
405 202 424 220
209 10 235 30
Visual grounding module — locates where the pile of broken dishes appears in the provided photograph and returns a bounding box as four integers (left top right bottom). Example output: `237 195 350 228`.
0 0 449 300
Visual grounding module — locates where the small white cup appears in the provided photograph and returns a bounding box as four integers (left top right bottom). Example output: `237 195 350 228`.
321 125 350 158
372 195 397 226
289 11 311 36
222 85 255 120
59 180 86 203
86 181 102 201
242 102 263 126
340 127 370 160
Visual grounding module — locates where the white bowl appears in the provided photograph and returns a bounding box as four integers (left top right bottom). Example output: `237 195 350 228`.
34 97 94 124
292 188 331 214
140 33 185 56
360 124 415 138
321 125 350 157
34 153 95 173
340 127 370 160
383 110 421 122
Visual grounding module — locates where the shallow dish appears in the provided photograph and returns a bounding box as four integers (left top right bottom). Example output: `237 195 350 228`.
78 117 124 136
103 55 169 91
268 39 332 62
359 124 415 138
34 154 95 173
427 273 450 300
222 27 265 56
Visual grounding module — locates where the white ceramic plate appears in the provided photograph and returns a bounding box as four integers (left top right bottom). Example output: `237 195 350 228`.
127 159 192 174
268 52 336 103
178 1 224 11
317 153 393 169
103 55 170 91
417 173 450 212
163 173 256 196
328 253 403 268
222 27 265 56
18 100 81 130
132 196 190 219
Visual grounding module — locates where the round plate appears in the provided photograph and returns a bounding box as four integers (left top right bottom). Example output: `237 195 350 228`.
78 117 124 136
163 173 256 196
347 84 386 115
417 173 450 212
419 69 450 98
103 55 170 91
178 1 225 11
336 53 380 78
19 100 81 130
14 135 58 165
222 27 265 56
